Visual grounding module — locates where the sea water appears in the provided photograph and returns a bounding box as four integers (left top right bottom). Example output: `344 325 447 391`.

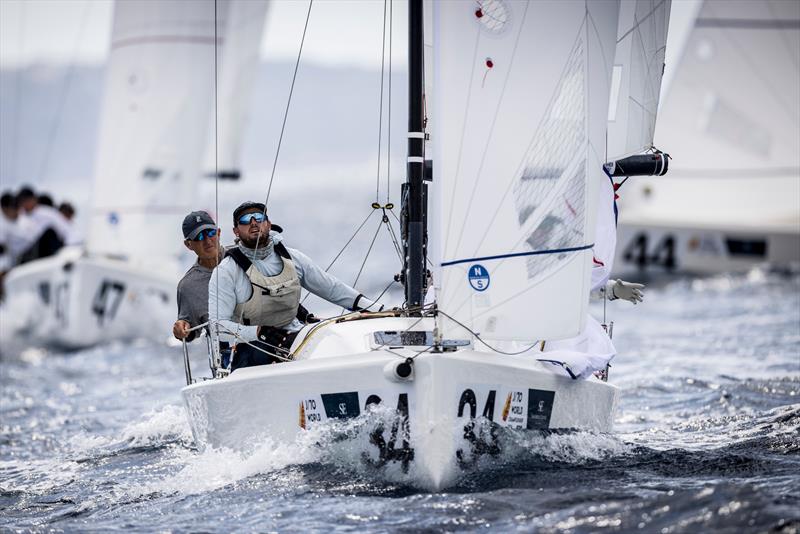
1 268 798 532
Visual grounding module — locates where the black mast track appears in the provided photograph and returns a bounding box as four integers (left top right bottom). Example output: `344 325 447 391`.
404 0 426 310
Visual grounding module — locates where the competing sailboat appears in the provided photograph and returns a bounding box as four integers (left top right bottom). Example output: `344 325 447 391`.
613 0 800 275
181 0 656 490
3 0 259 349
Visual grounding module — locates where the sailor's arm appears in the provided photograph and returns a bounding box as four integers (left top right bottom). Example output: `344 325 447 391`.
173 280 196 341
208 259 259 342
290 248 378 310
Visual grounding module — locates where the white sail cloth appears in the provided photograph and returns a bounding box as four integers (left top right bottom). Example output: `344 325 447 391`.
606 0 672 161
88 0 230 262
432 0 621 343
540 315 615 379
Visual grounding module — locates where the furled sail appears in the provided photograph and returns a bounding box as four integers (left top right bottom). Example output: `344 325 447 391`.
432 0 620 342
88 0 229 260
203 0 269 180
606 0 671 162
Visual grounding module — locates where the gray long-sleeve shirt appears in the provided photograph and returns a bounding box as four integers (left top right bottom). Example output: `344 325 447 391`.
208 231 371 343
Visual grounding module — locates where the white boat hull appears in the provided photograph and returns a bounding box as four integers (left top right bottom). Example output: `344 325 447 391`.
614 220 800 276
3 247 177 349
182 318 618 490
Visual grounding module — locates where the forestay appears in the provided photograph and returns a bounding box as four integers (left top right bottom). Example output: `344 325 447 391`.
432 0 620 343
88 0 229 261
606 0 671 162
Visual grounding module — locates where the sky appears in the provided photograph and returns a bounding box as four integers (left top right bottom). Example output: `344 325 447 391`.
0 0 408 69
0 0 697 71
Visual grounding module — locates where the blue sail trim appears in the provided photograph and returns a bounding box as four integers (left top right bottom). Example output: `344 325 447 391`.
440 243 594 267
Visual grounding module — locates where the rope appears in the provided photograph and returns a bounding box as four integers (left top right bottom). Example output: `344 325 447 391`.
435 309 541 356
260 0 313 218
375 0 388 202
386 0 393 204
213 0 220 342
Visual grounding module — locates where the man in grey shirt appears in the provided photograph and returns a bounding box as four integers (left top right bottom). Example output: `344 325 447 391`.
209 201 377 371
173 211 223 342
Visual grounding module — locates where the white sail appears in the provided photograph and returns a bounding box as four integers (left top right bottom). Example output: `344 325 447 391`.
654 0 799 176
203 0 269 179
88 0 230 261
619 0 800 230
432 0 620 343
606 0 671 161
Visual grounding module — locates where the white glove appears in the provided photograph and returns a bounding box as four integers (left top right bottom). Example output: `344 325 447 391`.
605 279 644 304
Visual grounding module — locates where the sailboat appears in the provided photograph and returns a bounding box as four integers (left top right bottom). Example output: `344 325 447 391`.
3 0 264 349
613 0 800 275
182 0 670 490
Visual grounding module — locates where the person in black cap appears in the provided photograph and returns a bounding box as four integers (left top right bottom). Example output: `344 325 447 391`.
208 201 380 371
173 211 224 342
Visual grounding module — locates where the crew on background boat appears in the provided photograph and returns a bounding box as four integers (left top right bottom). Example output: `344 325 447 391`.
1 192 33 299
15 186 76 264
173 210 224 343
58 202 75 222
209 201 378 371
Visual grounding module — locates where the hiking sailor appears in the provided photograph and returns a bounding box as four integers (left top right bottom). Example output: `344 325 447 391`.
173 211 224 342
208 201 378 371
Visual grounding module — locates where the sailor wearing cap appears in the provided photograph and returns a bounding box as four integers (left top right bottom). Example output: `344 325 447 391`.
173 211 224 342
209 201 378 371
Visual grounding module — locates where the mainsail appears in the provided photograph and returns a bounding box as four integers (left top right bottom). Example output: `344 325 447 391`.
606 0 672 162
88 0 229 261
432 0 620 342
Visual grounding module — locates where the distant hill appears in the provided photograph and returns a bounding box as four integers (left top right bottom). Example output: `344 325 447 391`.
0 60 409 191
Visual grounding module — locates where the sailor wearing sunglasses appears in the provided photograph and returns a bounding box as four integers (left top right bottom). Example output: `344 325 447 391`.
209 201 378 371
173 211 223 341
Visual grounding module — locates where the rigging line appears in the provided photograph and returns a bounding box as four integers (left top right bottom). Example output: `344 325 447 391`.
383 213 404 264
261 0 314 212
351 218 384 289
250 0 313 269
35 0 93 186
450 1 530 256
471 20 588 257
386 0 393 204
375 0 388 203
616 0 666 44
214 0 221 332
436 309 540 356
300 208 376 305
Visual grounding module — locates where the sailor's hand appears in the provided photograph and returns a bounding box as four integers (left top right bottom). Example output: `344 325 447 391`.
173 320 191 339
607 279 644 304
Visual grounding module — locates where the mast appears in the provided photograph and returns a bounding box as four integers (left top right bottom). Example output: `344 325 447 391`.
404 0 426 309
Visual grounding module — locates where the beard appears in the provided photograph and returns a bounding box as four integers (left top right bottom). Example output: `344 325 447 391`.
238 230 269 249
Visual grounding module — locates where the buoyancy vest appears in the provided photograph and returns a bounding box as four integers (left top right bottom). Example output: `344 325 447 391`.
227 242 302 328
